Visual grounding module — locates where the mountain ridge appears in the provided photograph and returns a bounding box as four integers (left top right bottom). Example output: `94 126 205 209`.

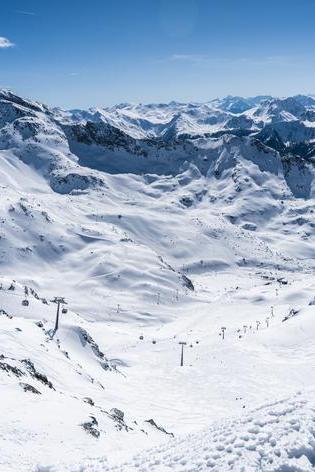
1 90 315 197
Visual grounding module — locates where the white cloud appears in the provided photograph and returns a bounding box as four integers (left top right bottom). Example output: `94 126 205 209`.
166 53 299 69
0 37 15 48
169 54 209 63
15 10 36 16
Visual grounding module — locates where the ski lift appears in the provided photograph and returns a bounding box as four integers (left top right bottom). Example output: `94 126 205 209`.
62 307 68 314
22 299 29 307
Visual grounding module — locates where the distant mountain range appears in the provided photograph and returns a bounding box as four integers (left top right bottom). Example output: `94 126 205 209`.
1 90 315 198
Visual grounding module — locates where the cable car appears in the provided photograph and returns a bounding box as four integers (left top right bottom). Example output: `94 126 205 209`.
22 299 29 307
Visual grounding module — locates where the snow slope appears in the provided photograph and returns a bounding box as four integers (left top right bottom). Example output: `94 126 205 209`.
73 392 315 472
0 91 315 471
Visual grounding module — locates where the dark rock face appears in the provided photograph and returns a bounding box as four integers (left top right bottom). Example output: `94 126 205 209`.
180 196 194 208
0 360 24 377
83 397 95 406
145 418 174 437
65 121 137 149
109 407 133 432
282 308 299 322
181 274 195 291
19 382 41 394
81 416 100 438
110 408 124 421
77 328 113 371
50 172 104 195
21 359 55 390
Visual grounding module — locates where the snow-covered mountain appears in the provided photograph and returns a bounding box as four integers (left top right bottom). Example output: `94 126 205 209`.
1 90 315 471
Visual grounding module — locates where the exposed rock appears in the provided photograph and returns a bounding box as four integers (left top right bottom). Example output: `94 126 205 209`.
181 274 194 291
282 308 299 322
110 408 124 421
0 361 24 377
81 416 100 438
0 308 12 319
277 277 288 285
19 382 41 394
77 328 113 371
21 359 55 390
145 418 174 437
83 397 95 406
180 195 194 208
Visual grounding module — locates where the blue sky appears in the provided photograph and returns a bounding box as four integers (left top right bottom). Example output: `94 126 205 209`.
1 0 315 108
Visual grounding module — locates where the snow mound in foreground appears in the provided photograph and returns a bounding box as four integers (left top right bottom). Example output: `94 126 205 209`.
62 392 315 472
